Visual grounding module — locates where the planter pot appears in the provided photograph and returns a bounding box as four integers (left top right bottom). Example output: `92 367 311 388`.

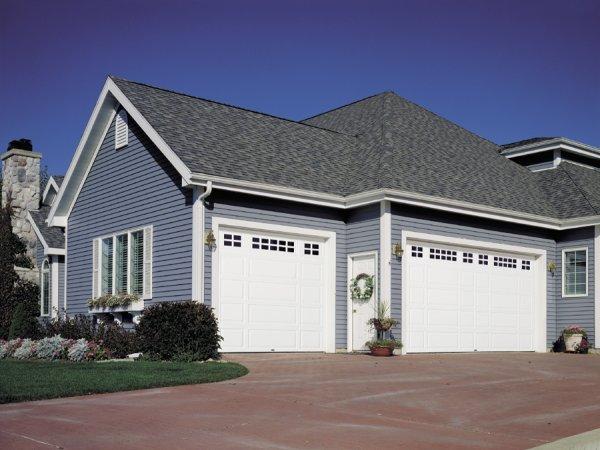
565 334 583 352
370 346 394 357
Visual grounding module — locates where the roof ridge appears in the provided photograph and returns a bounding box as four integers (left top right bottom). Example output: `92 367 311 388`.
300 91 392 123
109 76 348 137
556 163 600 215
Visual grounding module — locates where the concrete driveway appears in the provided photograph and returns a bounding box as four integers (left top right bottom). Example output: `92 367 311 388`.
1 353 600 449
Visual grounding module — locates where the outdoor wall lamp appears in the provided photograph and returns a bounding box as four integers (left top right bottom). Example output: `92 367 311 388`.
204 230 216 248
391 242 403 257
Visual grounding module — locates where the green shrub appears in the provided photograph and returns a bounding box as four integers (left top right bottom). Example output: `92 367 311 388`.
136 301 222 361
40 314 95 340
8 295 40 340
96 322 137 358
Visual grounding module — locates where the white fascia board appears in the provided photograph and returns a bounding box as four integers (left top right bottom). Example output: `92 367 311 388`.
107 78 192 183
27 211 49 250
48 77 192 227
189 174 600 231
42 177 59 204
27 211 65 256
48 80 114 226
503 138 600 160
188 173 348 209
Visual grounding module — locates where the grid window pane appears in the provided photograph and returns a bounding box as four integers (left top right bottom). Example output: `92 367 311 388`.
115 234 128 294
101 237 113 295
130 231 144 295
564 250 587 296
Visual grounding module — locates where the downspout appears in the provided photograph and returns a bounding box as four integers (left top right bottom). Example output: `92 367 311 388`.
199 181 213 202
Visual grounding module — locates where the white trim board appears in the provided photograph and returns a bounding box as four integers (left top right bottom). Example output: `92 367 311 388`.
27 211 65 256
42 176 60 205
210 217 337 353
399 230 547 354
379 200 391 303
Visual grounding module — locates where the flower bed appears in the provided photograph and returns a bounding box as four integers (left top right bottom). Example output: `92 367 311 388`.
0 336 109 362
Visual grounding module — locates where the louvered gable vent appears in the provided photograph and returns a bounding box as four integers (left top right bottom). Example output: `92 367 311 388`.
115 109 128 149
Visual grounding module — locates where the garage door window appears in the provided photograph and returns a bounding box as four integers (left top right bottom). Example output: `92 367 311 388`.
563 248 587 297
493 256 517 269
429 248 457 261
304 243 320 256
522 260 531 271
251 236 294 252
478 254 488 265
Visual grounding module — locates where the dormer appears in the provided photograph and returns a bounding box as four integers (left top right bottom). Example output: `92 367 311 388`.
501 137 600 172
42 175 64 206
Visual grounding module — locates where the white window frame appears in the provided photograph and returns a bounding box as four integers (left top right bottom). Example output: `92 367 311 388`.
40 259 50 317
562 247 588 298
97 226 147 297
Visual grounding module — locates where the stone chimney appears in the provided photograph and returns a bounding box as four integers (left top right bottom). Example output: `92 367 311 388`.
1 139 41 266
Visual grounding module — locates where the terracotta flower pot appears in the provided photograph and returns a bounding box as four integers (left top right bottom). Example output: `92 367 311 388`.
565 334 583 352
370 346 394 357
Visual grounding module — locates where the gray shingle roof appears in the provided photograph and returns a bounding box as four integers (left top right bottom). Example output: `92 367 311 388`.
29 206 65 249
110 77 599 220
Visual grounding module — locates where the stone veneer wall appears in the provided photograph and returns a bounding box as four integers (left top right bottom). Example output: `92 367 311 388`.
1 148 41 267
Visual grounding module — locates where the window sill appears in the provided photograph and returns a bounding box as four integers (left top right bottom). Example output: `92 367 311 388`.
89 300 144 313
562 294 588 299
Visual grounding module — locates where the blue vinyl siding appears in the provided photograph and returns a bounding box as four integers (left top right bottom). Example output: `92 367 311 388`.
347 203 380 301
204 190 349 348
36 237 45 268
556 227 595 345
67 112 193 314
391 204 559 347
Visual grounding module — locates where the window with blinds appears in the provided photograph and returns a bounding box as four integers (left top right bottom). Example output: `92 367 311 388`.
130 230 144 295
94 226 152 300
101 237 113 295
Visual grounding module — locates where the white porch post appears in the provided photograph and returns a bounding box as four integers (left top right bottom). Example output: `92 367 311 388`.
595 225 600 348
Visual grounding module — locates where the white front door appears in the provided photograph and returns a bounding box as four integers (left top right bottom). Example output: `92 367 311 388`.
217 228 327 352
349 253 377 351
405 241 536 353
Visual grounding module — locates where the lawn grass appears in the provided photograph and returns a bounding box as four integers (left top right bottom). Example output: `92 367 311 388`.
0 359 248 404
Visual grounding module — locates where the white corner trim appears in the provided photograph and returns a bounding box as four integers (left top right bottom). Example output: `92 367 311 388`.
347 251 378 353
380 201 391 304
400 230 547 353
51 257 59 318
561 246 589 298
42 177 60 204
595 226 600 347
210 216 337 353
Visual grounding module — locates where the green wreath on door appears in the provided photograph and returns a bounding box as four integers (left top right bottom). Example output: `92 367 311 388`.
349 273 374 302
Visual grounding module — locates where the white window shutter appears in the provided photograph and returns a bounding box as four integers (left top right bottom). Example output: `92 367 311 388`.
143 226 153 299
92 239 99 299
115 109 128 149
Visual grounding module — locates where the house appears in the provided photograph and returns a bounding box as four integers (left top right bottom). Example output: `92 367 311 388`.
3 76 599 354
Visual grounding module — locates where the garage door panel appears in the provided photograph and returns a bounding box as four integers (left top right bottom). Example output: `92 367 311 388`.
249 304 296 324
406 240 537 353
220 279 244 299
221 256 244 276
220 303 244 322
249 329 297 350
301 263 322 281
249 259 297 279
218 228 327 352
301 307 321 326
301 286 322 306
248 281 297 303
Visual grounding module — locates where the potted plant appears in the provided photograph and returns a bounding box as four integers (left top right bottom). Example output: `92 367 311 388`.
563 325 587 353
366 301 401 356
365 338 402 356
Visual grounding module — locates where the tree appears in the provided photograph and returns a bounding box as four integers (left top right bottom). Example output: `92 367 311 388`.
0 201 39 339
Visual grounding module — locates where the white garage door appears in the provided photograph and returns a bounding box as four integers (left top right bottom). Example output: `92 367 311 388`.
216 228 326 352
406 241 536 353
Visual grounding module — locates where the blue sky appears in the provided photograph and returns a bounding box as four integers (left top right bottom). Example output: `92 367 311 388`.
1 0 598 176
